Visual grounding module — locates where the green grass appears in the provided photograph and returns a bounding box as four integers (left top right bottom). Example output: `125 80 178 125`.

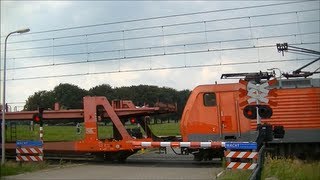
5 121 180 142
219 157 320 180
262 157 320 180
149 122 180 136
6 125 85 141
0 161 49 177
220 170 251 180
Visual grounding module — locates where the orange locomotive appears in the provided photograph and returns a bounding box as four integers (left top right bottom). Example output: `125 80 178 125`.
180 77 320 160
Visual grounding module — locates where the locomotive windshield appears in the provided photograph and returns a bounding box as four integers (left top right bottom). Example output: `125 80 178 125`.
203 93 216 106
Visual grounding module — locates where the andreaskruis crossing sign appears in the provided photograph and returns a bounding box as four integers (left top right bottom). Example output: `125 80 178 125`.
239 79 277 106
247 82 270 104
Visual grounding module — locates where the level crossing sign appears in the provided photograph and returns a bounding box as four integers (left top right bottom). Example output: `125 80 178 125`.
239 79 277 107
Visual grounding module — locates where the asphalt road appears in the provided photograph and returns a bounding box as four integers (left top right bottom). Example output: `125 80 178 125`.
4 148 223 180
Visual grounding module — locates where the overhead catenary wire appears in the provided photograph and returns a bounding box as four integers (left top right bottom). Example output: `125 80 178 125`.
5 57 315 81
6 18 319 52
6 39 320 71
4 42 319 77
6 19 319 60
1 1 318 83
1 0 313 38
4 7 319 45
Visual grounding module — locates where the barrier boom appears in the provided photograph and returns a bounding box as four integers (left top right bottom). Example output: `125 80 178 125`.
131 141 257 150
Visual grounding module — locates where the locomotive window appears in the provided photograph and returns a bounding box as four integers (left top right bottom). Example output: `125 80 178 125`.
203 93 216 106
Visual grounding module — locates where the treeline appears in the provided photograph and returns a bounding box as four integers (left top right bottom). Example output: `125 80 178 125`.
24 83 191 118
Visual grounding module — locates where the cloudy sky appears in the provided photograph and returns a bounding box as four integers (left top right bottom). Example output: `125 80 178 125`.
1 1 319 110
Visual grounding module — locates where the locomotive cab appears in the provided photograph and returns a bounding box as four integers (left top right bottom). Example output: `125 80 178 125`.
180 83 257 160
180 83 256 143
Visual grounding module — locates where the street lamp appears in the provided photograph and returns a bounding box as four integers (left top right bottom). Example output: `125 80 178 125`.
1 28 30 165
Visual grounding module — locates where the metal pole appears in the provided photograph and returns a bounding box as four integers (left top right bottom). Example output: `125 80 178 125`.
1 32 11 165
1 28 30 165
0 40 2 111
255 90 261 125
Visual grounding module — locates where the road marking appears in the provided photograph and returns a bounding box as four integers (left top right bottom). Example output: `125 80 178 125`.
217 170 225 178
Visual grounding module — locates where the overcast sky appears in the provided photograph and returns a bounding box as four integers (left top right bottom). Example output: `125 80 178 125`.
1 1 319 110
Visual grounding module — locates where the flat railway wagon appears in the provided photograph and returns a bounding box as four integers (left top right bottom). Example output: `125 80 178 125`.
1 97 179 161
180 77 320 160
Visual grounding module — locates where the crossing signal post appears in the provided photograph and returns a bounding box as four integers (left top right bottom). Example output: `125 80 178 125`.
238 78 280 147
239 78 277 125
33 108 44 142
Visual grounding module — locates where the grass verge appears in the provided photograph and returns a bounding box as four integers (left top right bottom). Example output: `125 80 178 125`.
0 160 49 177
262 157 320 180
219 157 320 180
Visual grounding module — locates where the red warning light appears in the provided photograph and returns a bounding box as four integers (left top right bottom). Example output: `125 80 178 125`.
32 113 42 124
130 118 136 124
243 105 257 119
34 116 40 122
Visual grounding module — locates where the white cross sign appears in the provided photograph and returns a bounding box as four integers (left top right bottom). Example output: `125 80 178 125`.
246 82 270 104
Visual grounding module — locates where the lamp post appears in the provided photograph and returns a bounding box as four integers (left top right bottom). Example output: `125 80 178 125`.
1 28 30 165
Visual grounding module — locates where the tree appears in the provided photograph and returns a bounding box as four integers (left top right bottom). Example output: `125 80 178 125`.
53 83 88 109
89 84 115 100
24 90 55 110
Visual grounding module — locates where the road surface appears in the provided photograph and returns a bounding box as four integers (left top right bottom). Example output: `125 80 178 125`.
4 148 223 180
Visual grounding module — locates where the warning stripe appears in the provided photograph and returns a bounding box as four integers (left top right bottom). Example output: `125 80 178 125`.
239 88 248 98
16 147 43 154
226 162 257 170
132 141 222 148
268 79 277 86
224 151 258 159
16 155 43 161
239 79 248 86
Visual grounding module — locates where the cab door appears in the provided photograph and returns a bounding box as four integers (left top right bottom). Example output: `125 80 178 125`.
217 92 240 139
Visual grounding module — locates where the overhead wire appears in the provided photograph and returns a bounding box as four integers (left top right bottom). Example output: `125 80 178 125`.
1 0 318 82
1 0 312 38
4 8 319 45
6 57 315 81
7 19 319 59
6 34 320 71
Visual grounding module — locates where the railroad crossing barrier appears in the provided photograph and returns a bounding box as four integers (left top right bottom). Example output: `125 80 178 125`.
224 151 258 170
224 142 258 170
16 140 43 162
131 141 257 149
223 142 265 180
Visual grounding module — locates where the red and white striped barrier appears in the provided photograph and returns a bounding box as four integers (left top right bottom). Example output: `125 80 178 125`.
224 151 258 159
16 155 43 162
16 140 43 162
131 141 258 150
16 147 43 154
226 162 257 170
224 150 258 170
131 141 223 148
